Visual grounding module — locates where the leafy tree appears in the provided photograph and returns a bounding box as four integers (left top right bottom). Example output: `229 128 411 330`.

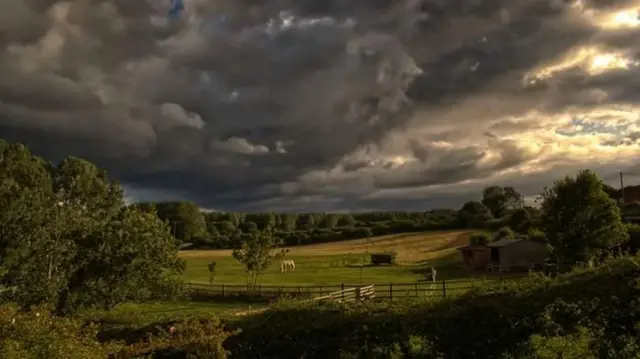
337 214 357 227
481 186 522 218
56 206 185 314
51 157 123 223
539 169 629 264
510 208 532 233
154 201 207 244
0 139 185 314
457 201 493 228
602 183 619 202
321 214 340 229
232 233 287 290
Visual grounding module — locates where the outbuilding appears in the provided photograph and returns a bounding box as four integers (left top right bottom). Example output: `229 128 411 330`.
486 238 548 269
458 245 491 270
459 238 549 271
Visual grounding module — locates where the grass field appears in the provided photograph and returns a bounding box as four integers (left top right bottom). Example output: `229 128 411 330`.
180 230 476 286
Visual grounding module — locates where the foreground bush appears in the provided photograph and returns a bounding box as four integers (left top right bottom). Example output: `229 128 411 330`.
0 305 121 359
4 256 640 358
226 256 640 358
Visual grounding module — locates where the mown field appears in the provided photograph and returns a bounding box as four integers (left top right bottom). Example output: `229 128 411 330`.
179 230 476 286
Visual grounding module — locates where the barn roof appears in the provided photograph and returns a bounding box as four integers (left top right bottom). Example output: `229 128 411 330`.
486 238 526 248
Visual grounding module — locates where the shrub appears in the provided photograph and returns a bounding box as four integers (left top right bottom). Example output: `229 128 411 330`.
496 226 515 240
470 232 492 246
0 304 121 359
528 228 547 243
117 316 235 359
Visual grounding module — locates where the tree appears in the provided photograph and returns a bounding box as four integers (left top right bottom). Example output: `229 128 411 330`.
155 201 207 244
207 261 217 286
457 201 493 228
232 233 287 290
602 183 619 202
482 186 523 218
539 169 629 264
55 206 185 313
0 139 185 314
51 157 123 224
510 208 532 233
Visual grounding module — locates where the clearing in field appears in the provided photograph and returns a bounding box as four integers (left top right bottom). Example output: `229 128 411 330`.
180 230 474 286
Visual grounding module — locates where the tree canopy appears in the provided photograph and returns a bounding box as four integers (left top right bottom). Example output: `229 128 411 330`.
0 139 184 314
539 169 629 264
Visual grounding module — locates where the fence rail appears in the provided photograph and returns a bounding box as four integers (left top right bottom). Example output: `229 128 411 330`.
185 278 500 302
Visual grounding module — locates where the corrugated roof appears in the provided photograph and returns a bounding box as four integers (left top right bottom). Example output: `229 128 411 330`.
486 238 526 248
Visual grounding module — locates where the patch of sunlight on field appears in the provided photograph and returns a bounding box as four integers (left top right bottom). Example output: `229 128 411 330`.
180 231 475 286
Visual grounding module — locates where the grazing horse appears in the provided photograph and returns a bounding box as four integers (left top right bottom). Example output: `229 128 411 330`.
280 259 295 274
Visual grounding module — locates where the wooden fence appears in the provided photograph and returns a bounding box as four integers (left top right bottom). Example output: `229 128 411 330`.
312 284 376 303
186 279 488 302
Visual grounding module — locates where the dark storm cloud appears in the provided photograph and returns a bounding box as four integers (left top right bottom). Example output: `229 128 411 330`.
1 0 639 211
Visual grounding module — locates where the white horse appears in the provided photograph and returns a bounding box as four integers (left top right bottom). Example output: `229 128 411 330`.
280 259 295 274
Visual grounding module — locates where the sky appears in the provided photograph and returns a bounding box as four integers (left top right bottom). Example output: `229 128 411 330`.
1 0 640 212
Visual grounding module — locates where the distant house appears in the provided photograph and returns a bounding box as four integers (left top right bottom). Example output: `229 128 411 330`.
459 238 549 271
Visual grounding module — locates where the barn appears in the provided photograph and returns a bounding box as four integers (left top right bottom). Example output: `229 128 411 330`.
459 238 549 271
458 245 491 270
486 238 549 268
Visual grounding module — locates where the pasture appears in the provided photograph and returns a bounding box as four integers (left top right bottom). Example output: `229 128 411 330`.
180 230 475 286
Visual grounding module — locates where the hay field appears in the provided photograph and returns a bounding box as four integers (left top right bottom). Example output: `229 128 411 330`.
180 230 473 286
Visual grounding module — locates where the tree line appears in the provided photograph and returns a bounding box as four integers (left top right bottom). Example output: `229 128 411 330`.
133 201 464 249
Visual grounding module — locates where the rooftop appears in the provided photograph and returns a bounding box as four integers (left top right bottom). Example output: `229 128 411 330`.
486 238 526 248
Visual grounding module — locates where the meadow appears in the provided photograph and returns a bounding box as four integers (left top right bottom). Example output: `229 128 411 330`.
180 230 476 286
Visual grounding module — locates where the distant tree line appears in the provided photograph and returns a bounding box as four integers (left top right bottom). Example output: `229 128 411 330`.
132 201 463 249
133 178 640 251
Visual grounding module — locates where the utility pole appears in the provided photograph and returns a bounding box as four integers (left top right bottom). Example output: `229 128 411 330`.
620 171 625 204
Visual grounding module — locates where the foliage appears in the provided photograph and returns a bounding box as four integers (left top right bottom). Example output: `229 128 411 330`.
470 232 492 246
496 226 515 241
115 315 234 359
528 228 547 243
0 304 121 359
482 186 523 218
510 208 533 233
56 207 185 313
232 233 287 289
220 255 640 359
539 169 629 264
458 201 494 228
0 140 184 314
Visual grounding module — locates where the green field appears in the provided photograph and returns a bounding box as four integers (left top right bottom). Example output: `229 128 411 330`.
180 230 476 286
101 231 492 319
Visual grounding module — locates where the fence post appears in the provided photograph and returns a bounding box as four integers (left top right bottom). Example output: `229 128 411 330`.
415 283 418 296
222 284 226 297
356 286 361 301
258 285 262 296
341 284 345 301
442 279 446 297
389 283 393 300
